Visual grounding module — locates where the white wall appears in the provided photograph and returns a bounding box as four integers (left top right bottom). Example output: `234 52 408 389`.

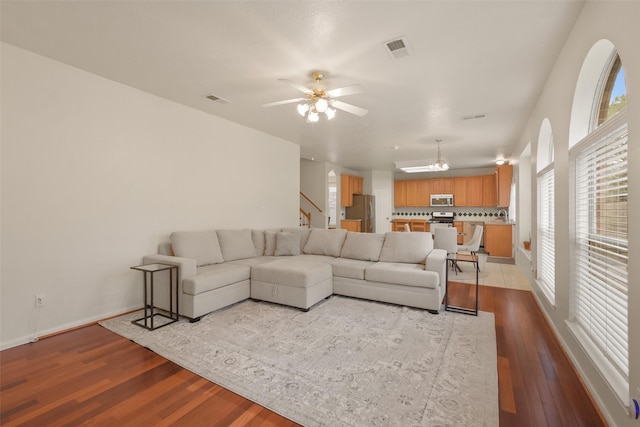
511 2 640 425
0 44 299 349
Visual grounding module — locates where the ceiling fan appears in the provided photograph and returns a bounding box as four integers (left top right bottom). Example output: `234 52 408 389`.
262 71 368 122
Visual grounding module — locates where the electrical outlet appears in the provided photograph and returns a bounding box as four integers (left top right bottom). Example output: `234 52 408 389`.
35 294 45 307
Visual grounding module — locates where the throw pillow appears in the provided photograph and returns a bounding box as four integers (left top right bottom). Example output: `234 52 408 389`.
282 227 312 252
251 229 266 256
274 232 301 256
170 230 224 267
264 230 277 256
216 229 256 261
303 228 348 257
340 232 386 261
378 232 433 264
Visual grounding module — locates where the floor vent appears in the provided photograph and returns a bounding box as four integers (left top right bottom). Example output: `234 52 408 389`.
383 37 412 60
205 94 230 104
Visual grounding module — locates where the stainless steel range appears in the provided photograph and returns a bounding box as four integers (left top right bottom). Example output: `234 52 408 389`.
430 211 454 224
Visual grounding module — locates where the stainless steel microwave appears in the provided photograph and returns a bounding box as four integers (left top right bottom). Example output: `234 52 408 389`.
430 194 454 207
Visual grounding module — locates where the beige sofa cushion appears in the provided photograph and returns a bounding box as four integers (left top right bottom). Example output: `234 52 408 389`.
251 230 266 256
282 227 312 252
365 262 439 289
251 258 332 288
170 230 223 267
340 232 385 261
303 229 348 257
274 232 301 256
330 258 376 280
183 263 251 295
216 229 256 261
378 232 433 264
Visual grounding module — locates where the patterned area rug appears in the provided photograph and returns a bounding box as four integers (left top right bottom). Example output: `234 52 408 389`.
100 296 498 427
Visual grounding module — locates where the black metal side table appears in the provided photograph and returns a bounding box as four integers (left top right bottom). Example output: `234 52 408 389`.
130 263 179 330
444 253 479 316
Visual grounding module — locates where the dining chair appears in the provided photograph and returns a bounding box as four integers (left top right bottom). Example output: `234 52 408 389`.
434 226 461 273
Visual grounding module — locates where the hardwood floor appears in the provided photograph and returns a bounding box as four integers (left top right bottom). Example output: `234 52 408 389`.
1 285 606 426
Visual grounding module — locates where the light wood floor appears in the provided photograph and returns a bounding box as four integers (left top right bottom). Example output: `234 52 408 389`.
1 285 606 426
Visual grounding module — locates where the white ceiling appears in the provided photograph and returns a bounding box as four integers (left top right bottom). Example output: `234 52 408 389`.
1 1 584 172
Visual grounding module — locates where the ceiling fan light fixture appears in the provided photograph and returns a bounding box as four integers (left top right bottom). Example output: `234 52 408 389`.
307 110 320 122
325 107 336 120
297 103 310 116
315 98 329 113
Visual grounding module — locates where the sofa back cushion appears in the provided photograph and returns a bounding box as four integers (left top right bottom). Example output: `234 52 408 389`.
171 230 224 267
274 232 301 256
282 227 312 252
216 229 256 262
303 228 348 257
340 232 386 261
251 230 265 256
378 232 433 264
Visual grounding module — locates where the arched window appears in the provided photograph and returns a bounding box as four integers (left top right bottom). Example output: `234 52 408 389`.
536 118 555 305
596 54 626 126
569 42 629 402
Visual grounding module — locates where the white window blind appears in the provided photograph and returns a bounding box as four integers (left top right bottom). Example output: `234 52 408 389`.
537 167 555 304
573 114 628 379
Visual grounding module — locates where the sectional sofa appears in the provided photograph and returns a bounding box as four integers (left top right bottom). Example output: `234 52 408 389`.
143 227 447 321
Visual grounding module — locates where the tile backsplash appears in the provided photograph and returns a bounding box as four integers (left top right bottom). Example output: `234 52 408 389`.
393 206 505 220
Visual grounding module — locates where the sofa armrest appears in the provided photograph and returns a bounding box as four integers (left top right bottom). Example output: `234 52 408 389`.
425 249 447 288
142 254 197 281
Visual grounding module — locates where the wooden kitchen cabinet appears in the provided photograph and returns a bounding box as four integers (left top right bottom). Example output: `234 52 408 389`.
394 180 407 207
410 219 428 232
341 174 364 207
482 174 497 207
416 179 430 207
392 218 411 231
453 177 467 206
484 224 513 257
341 220 362 232
430 178 453 195
496 164 513 207
466 176 483 207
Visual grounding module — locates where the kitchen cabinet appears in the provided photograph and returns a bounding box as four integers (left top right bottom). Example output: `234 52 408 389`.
341 220 362 232
410 219 428 232
392 218 411 231
416 180 430 207
484 224 513 257
394 180 407 207
482 174 497 207
454 221 464 244
453 177 467 206
496 165 513 207
430 178 453 195
466 176 483 207
405 179 430 207
341 174 364 207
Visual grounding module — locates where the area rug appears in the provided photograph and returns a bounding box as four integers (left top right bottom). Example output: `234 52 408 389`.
100 296 498 427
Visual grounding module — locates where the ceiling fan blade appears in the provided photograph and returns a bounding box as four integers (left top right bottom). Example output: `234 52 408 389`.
278 78 313 95
326 84 365 98
262 97 307 108
332 100 368 117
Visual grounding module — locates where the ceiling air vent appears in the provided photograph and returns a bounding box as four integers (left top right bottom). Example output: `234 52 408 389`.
461 114 486 121
383 37 412 60
204 94 230 104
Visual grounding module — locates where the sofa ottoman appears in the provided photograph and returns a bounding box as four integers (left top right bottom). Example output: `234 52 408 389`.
250 259 333 311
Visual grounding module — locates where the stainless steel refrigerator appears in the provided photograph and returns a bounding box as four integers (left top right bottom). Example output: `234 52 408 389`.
345 194 376 233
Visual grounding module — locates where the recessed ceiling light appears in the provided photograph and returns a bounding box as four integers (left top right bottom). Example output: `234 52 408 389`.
391 146 400 150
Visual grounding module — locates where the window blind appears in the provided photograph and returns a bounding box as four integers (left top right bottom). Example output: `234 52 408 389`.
574 117 628 379
537 167 555 304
